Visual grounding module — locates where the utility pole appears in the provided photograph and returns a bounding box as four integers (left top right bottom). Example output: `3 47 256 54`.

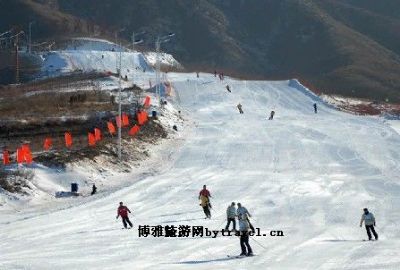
154 33 175 110
28 21 35 54
15 33 19 83
131 31 145 109
118 42 122 160
132 31 136 87
155 37 161 106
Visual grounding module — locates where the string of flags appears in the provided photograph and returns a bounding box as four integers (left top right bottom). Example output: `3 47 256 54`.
2 96 152 165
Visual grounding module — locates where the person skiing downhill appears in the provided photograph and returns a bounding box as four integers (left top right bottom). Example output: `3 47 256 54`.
238 213 253 256
199 185 211 199
237 103 244 114
199 185 212 218
313 103 318 114
200 194 211 219
237 203 255 233
116 202 133 229
360 208 378 241
226 85 231 93
269 110 275 120
225 202 237 231
91 184 97 195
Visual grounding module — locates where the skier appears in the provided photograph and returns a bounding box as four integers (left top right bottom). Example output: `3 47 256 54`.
360 208 378 241
268 110 275 120
116 202 133 229
214 70 217 77
313 103 318 114
238 213 253 256
196 72 199 78
237 103 244 114
200 194 211 219
226 85 231 93
225 202 237 231
199 185 212 219
91 184 97 195
237 203 255 233
199 185 211 199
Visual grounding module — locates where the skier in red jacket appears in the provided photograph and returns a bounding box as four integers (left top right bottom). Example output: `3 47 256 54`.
199 185 211 199
116 202 133 229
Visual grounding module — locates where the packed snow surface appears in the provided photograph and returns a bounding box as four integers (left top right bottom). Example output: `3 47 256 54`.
1 73 400 269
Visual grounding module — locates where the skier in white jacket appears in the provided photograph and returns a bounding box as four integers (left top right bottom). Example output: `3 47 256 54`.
360 208 378 241
238 213 253 256
237 203 255 232
225 202 237 231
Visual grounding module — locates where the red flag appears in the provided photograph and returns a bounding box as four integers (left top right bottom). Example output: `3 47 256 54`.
94 128 101 141
143 96 151 108
16 148 24 164
43 137 52 151
107 122 116 135
137 111 148 125
2 150 10 165
65 132 73 148
129 125 140 136
22 144 33 164
122 113 129 127
88 132 96 147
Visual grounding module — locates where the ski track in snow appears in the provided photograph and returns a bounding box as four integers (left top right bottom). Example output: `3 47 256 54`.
1 73 400 269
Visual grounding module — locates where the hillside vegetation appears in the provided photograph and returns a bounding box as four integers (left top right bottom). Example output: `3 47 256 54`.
1 0 399 102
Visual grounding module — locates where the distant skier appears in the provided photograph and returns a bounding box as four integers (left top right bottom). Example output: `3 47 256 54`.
268 110 275 120
226 85 231 93
199 185 212 219
313 103 318 114
237 203 255 233
196 72 199 78
360 208 378 241
214 70 217 77
91 184 97 195
116 202 133 229
238 213 253 256
237 103 244 114
225 202 237 231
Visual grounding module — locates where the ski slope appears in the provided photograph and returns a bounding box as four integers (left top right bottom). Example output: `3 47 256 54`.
1 73 400 270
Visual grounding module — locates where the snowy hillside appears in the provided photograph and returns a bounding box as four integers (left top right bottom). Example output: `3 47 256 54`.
38 38 180 79
1 73 400 269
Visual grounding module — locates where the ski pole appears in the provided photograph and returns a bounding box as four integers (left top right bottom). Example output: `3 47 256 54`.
250 236 268 250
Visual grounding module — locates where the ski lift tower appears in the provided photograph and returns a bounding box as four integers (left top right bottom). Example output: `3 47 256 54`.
155 32 175 110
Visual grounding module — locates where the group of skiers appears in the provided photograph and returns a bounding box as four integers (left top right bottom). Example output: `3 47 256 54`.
226 202 255 256
197 186 254 256
114 197 379 257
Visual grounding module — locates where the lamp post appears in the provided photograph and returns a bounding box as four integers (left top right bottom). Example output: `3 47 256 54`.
131 31 145 89
118 42 122 160
155 33 175 109
28 21 35 54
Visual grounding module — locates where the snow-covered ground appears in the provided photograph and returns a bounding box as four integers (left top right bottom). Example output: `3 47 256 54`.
38 38 180 85
1 72 400 269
